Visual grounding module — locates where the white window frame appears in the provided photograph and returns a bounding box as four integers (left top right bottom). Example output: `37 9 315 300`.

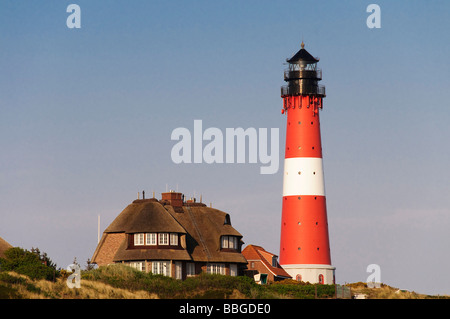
146 233 157 245
159 233 169 245
152 261 170 276
170 233 178 246
207 263 225 275
130 261 145 272
134 233 144 246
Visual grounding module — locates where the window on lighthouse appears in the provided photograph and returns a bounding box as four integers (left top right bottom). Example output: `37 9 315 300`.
318 274 324 284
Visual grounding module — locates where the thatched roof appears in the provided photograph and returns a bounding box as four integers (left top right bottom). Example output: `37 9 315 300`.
167 205 245 263
0 236 13 259
93 197 247 265
105 199 186 234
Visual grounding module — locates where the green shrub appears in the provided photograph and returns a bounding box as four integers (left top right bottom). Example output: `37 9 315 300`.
82 264 182 297
83 265 259 299
179 273 258 299
265 281 335 299
81 264 338 299
0 247 58 281
0 283 21 299
0 272 27 285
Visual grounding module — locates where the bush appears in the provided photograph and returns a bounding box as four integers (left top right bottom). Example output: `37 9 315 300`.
82 265 259 299
0 272 27 285
180 273 258 299
81 264 337 299
265 280 336 299
0 247 58 281
82 264 182 297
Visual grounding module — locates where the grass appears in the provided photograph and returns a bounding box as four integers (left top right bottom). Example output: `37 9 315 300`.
346 281 448 299
0 269 157 299
0 265 448 299
82 264 258 299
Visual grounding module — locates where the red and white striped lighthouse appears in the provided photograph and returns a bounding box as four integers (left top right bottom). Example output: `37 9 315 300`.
279 42 335 284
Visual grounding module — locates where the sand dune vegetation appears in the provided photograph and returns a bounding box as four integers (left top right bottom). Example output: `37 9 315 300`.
0 248 447 299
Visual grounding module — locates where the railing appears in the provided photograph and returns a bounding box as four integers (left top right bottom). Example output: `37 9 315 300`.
281 84 326 97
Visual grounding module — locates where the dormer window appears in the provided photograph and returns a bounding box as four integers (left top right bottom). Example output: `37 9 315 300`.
170 233 178 246
134 233 145 246
132 233 179 248
159 233 169 245
272 256 278 267
221 235 238 250
146 233 157 245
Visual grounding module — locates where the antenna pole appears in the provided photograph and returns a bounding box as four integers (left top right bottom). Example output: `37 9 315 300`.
97 215 100 244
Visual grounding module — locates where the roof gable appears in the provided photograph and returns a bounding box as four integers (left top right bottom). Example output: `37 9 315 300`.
242 245 291 278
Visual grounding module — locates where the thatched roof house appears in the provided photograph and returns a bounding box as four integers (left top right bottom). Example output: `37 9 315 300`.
92 192 247 279
0 236 13 259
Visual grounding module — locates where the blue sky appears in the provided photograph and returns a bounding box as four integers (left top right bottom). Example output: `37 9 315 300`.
1 1 449 295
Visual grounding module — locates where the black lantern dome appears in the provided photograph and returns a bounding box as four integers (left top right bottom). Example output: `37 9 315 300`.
281 42 325 97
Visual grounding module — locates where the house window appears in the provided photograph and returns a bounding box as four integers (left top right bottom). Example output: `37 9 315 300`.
170 233 178 246
152 261 170 276
230 264 238 276
318 274 324 284
130 261 145 272
272 256 278 267
221 236 238 250
159 233 169 245
175 261 182 280
186 263 195 276
134 233 144 246
207 263 225 275
146 233 157 245
221 236 228 249
229 236 237 249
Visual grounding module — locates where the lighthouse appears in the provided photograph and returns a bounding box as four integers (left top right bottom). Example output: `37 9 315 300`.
279 42 335 284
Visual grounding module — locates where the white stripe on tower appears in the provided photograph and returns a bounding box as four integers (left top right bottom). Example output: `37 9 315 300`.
282 157 325 197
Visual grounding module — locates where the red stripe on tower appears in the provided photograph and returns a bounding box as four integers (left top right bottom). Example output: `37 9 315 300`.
279 42 335 284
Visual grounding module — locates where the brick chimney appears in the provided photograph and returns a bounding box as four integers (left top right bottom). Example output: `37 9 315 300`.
161 190 184 207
